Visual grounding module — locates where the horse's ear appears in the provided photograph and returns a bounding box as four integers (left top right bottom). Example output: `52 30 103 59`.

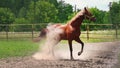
84 7 87 11
84 7 89 13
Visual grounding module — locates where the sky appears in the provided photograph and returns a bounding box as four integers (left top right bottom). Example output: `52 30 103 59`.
62 0 119 11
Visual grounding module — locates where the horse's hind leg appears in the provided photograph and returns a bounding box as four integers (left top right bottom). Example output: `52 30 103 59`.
75 38 84 56
68 40 74 60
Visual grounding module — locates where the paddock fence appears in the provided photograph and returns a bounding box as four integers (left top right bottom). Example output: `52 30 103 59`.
0 23 120 41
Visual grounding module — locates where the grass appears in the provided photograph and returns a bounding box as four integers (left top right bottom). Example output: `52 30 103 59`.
0 40 39 59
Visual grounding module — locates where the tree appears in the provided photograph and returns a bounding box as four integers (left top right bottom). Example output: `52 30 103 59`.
40 0 58 7
0 8 15 31
110 1 120 24
57 1 73 22
27 1 58 23
0 0 34 17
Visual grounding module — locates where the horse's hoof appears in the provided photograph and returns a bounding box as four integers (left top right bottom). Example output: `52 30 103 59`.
78 52 82 56
71 58 74 60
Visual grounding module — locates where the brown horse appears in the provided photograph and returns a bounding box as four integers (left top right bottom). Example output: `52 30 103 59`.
36 7 96 60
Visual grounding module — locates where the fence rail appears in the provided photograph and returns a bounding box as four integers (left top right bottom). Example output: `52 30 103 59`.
0 23 120 41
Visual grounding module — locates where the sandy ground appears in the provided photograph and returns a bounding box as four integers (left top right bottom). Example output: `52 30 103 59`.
0 41 120 68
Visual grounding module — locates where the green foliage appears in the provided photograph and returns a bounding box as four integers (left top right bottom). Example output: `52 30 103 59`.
13 18 30 32
68 12 76 21
0 8 15 24
89 8 109 24
15 18 29 24
89 8 109 30
110 1 120 24
0 0 33 17
18 7 27 18
0 0 73 25
12 16 30 31
27 1 58 23
40 0 58 7
57 1 73 22
1 0 120 31
0 8 15 31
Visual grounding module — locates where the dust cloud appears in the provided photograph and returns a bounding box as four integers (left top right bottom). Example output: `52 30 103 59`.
33 24 64 60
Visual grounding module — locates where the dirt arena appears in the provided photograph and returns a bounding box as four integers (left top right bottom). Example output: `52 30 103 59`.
0 41 120 68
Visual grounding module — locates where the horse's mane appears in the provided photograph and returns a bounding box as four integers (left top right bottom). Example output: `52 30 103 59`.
68 9 85 24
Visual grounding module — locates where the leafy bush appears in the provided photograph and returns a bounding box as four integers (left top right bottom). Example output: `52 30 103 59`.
0 8 15 31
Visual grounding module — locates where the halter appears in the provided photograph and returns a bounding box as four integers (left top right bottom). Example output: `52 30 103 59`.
84 14 94 20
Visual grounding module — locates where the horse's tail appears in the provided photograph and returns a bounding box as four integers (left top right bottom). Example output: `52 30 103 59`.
33 28 47 42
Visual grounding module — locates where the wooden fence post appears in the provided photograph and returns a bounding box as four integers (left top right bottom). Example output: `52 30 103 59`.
32 24 34 40
6 25 9 41
86 24 89 40
115 24 118 39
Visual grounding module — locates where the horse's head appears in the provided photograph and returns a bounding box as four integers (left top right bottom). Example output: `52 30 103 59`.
83 7 96 22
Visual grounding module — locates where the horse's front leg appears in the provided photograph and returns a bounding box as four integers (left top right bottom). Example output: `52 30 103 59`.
75 38 84 56
68 40 74 60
